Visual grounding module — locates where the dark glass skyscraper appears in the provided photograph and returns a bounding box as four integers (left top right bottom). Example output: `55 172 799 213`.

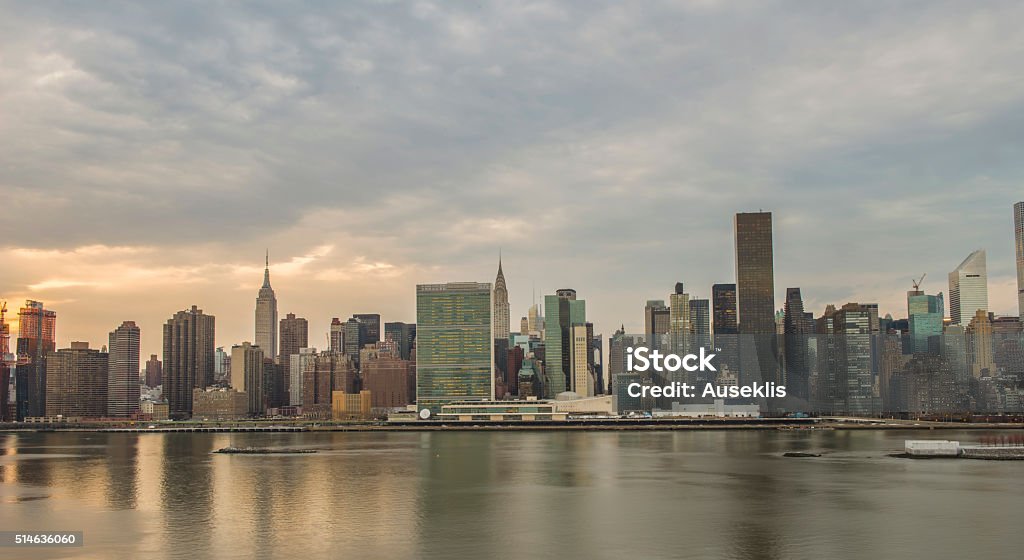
783 288 809 401
352 314 381 345
712 283 738 378
734 212 779 385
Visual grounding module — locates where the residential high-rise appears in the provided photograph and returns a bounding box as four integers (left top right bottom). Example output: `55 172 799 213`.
384 322 417 361
492 258 510 340
289 347 318 407
734 211 778 384
45 342 108 418
15 300 56 420
416 282 493 414
144 354 162 388
352 314 381 345
255 251 278 361
107 320 141 418
544 289 586 396
231 342 264 416
279 313 308 399
948 249 988 326
162 305 215 419
1015 202 1024 321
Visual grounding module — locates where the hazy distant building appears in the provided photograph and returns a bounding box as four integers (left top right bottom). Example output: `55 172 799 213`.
966 310 994 378
231 342 264 416
255 252 278 361
949 249 988 326
15 300 56 420
1015 202 1024 321
279 313 308 399
416 282 493 414
162 305 215 419
644 299 670 342
545 289 586 396
493 258 510 340
144 354 162 388
734 212 779 385
45 342 108 419
107 320 141 418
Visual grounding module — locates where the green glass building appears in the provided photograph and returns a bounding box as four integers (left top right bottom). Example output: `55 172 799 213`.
416 282 494 414
543 289 586 396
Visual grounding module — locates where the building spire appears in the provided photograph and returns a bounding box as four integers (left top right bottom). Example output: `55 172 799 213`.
262 250 272 289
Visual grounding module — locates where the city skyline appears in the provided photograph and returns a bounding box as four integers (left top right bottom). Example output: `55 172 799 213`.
3 204 1024 360
3 3 1024 359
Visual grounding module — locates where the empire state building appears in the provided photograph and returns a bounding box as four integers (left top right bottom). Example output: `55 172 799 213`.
255 251 278 359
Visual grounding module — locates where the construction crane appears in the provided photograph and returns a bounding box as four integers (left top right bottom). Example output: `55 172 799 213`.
911 273 926 291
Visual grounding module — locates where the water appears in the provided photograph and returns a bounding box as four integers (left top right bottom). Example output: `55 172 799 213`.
1 429 1022 559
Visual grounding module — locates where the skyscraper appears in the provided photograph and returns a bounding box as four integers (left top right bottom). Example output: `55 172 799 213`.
782 288 809 401
669 283 691 355
1015 202 1024 321
908 290 944 355
255 251 278 360
343 317 366 365
544 289 586 396
644 300 670 341
15 300 56 420
416 282 493 414
162 305 215 419
0 303 12 422
689 299 712 351
107 320 141 418
231 342 264 416
712 283 739 376
833 302 880 416
352 314 381 345
948 249 988 326
45 342 108 418
279 313 309 397
330 317 344 353
734 211 778 384
493 258 510 340
384 322 417 361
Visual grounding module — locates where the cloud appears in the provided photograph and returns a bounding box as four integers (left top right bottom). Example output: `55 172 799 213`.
2 1 1024 356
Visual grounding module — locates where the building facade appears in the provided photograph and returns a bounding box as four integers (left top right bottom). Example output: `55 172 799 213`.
416 282 493 414
255 252 278 360
15 300 56 420
107 320 141 418
949 249 988 326
45 342 108 419
162 305 215 419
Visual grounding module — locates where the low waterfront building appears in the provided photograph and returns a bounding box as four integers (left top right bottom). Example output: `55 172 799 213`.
192 388 248 420
437 395 615 422
332 390 372 420
653 399 761 418
140 400 169 421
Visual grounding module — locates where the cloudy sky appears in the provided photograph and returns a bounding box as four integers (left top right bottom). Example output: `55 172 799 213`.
2 1 1024 359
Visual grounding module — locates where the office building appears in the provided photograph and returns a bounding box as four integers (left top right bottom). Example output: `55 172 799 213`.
255 252 278 361
162 305 215 419
544 289 586 396
668 284 690 355
45 342 108 419
1015 202 1024 321
782 288 810 401
231 342 265 415
416 282 493 414
0 305 11 422
361 350 415 408
192 387 248 420
107 320 141 418
712 283 739 377
908 290 944 355
352 314 381 345
644 299 670 341
343 317 367 365
689 299 711 351
279 313 308 398
948 249 988 326
734 212 779 384
384 321 417 361
330 317 344 353
332 390 372 420
15 300 56 420
493 258 510 340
